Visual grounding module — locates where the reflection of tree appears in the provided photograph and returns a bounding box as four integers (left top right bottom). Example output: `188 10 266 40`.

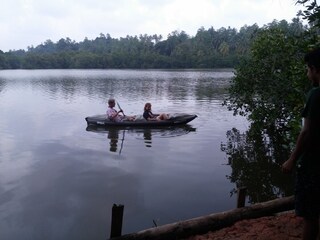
19 70 233 104
221 124 294 204
34 77 78 101
194 77 229 100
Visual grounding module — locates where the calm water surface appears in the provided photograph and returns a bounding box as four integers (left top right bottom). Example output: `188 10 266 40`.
0 69 248 240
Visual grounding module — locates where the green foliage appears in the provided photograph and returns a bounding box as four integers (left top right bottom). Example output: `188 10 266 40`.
226 24 308 142
296 0 320 50
226 1 320 132
297 0 320 28
225 0 320 147
219 1 320 200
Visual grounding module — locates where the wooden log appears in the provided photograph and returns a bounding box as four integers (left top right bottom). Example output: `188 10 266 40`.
110 204 124 238
109 196 294 240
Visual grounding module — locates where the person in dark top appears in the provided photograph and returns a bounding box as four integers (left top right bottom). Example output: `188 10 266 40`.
282 48 320 240
143 102 169 121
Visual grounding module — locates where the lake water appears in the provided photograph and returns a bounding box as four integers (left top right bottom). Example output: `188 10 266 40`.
0 69 250 239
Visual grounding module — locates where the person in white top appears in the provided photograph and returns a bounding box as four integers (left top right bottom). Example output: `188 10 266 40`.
106 98 135 122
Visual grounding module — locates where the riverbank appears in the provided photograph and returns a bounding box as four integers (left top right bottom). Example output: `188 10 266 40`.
184 211 302 240
110 196 295 240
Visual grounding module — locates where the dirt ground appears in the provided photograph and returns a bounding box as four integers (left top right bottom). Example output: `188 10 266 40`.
184 211 303 240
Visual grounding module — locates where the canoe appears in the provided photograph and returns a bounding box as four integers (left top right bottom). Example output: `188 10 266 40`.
85 113 197 127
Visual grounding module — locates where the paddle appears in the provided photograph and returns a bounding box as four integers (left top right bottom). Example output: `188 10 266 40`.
116 102 126 116
116 101 126 155
119 129 125 155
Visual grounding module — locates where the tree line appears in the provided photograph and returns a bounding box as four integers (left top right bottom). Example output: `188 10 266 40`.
0 19 306 69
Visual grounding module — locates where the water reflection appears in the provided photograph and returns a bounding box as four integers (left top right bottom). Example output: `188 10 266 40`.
0 69 238 239
0 79 6 93
221 125 294 204
107 128 120 152
0 70 232 103
143 128 152 148
86 125 196 152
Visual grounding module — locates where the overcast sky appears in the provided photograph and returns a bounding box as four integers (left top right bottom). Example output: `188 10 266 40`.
0 0 304 52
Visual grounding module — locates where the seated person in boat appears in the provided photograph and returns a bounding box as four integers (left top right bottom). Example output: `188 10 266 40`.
107 98 135 122
143 102 169 121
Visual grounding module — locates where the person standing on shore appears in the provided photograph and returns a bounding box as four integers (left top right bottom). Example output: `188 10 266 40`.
282 48 320 240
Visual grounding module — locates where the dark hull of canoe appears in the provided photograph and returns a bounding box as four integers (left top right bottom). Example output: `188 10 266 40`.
85 114 197 127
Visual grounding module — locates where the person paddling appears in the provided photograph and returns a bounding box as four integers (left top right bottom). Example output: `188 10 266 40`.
107 98 135 122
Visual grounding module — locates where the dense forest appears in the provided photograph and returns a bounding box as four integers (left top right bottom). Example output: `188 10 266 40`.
0 18 306 69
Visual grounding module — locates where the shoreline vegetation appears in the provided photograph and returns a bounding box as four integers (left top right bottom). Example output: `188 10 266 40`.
0 18 306 70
